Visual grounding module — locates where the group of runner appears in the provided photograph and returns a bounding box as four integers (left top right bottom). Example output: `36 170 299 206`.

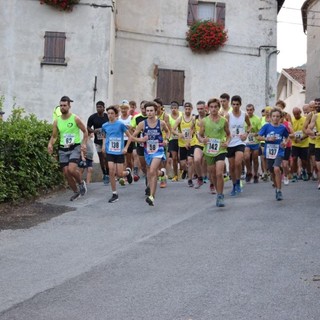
48 94 320 207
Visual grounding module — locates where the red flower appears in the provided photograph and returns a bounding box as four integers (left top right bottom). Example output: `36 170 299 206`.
186 20 228 53
40 0 79 12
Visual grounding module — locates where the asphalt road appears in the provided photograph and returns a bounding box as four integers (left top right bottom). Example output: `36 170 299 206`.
0 177 320 319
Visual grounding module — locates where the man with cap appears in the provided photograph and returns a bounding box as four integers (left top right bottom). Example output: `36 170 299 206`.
48 96 88 201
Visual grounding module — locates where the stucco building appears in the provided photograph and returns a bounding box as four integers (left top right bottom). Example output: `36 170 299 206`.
277 67 306 115
0 0 284 121
302 0 320 102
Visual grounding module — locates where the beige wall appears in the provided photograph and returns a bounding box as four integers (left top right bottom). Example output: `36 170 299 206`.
114 0 279 111
305 1 320 102
0 0 114 122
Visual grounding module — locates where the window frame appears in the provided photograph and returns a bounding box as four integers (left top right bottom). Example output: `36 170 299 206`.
187 1 226 26
41 31 67 66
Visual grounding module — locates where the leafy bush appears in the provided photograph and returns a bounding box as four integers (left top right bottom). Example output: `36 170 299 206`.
0 107 64 203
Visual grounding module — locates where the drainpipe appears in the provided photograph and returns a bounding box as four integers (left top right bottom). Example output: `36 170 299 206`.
93 75 97 111
265 49 280 106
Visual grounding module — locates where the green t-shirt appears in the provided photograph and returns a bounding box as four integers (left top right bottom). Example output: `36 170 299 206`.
203 116 227 157
57 114 81 146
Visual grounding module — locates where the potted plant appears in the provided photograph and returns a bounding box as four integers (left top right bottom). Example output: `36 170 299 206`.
40 0 80 11
186 20 228 53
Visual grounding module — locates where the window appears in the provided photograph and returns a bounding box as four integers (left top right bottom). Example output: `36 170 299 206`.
41 32 67 66
156 69 185 106
188 1 226 26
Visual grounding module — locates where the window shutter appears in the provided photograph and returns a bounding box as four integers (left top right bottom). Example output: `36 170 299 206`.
216 2 226 26
157 69 185 106
42 32 67 65
187 0 198 26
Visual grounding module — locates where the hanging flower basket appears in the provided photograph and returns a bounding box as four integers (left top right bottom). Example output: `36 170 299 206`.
186 20 228 53
40 0 80 12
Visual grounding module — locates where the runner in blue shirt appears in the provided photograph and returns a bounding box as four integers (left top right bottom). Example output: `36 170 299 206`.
102 106 133 203
258 107 289 201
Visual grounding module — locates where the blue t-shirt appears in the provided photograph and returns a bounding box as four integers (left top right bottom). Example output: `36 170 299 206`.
101 120 128 155
259 123 289 158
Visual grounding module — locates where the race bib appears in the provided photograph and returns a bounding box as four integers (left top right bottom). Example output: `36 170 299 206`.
96 129 103 140
63 133 75 147
231 126 244 137
147 140 159 154
109 137 121 153
266 144 279 159
182 128 190 139
246 133 255 144
207 138 220 155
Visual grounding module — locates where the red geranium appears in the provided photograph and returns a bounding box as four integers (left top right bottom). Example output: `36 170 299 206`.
186 20 228 52
40 0 79 11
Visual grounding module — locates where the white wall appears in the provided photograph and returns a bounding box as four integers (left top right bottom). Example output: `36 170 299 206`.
114 0 279 112
305 1 320 102
0 0 114 122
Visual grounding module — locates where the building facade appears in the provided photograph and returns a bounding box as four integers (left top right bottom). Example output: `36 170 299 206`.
0 0 284 121
302 0 320 102
277 68 306 115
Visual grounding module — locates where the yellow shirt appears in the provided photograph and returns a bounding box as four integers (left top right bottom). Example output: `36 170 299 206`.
292 116 309 148
178 115 196 147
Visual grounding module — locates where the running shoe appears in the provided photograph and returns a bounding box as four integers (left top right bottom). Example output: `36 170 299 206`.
216 194 225 207
188 179 194 187
160 168 167 188
70 192 81 201
145 186 151 196
146 195 154 206
79 180 87 196
253 175 259 183
126 168 133 184
210 183 216 194
262 173 269 182
108 193 119 203
181 170 188 180
171 175 179 182
223 174 230 182
276 190 283 201
318 183 320 190
230 186 238 196
302 170 308 181
235 183 242 194
291 175 298 183
103 174 110 185
133 175 140 182
245 173 252 183
118 178 125 186
194 178 204 189
283 176 289 185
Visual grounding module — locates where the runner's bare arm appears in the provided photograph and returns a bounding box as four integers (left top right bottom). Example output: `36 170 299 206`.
47 120 58 154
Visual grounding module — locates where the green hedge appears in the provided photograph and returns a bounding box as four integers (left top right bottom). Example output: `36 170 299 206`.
0 108 64 202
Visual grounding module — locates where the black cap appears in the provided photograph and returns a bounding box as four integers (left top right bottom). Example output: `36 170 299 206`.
60 96 74 102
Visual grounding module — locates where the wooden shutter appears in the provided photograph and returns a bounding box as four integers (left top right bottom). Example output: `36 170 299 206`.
42 32 67 65
187 0 198 26
216 2 226 26
157 69 185 106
